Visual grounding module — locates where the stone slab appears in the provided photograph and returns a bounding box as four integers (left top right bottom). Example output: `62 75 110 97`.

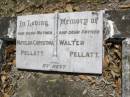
0 40 3 49
106 10 130 37
0 17 16 39
122 38 130 97
16 11 103 74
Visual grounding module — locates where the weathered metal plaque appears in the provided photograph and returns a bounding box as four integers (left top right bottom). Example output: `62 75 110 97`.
16 11 103 74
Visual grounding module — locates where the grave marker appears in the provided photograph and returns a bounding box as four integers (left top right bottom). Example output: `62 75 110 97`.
16 11 103 74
